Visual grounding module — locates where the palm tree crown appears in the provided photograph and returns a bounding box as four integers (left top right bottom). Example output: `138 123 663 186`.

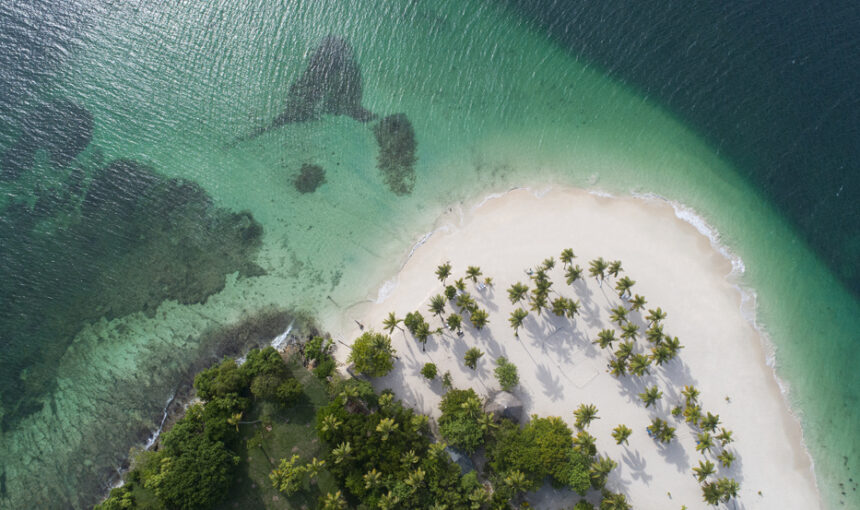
435 262 452 282
573 403 600 429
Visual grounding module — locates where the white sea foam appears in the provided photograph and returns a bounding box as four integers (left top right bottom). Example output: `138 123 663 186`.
269 321 295 350
375 278 399 304
144 390 176 451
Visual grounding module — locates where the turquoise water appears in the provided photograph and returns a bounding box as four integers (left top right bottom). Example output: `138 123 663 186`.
0 1 857 508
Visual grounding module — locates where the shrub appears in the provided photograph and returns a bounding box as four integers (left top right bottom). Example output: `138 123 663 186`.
421 362 438 380
314 357 336 379
348 330 396 377
193 359 248 401
439 389 486 453
269 454 306 495
305 336 333 363
494 357 519 391
574 500 595 510
276 378 304 405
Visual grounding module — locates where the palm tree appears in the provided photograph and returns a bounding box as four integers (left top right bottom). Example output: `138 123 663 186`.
565 264 584 285
590 455 617 489
593 329 617 349
321 414 342 434
378 491 400 510
702 481 722 506
664 336 684 357
541 257 556 270
608 357 628 377
460 396 482 419
405 467 426 493
700 412 720 432
227 412 242 432
401 449 420 468
588 257 608 285
306 457 326 481
376 417 397 441
415 321 431 352
614 340 634 361
628 353 651 376
477 412 498 434
446 313 463 334
560 248 576 268
645 324 664 345
614 276 635 298
466 265 483 283
607 260 623 279
646 417 665 438
321 491 347 510
658 425 676 444
455 293 475 313
331 441 352 465
551 297 569 317
684 404 703 427
696 432 714 454
693 459 716 482
468 487 491 508
645 307 667 325
509 308 528 336
470 308 489 330
639 385 663 408
629 294 647 311
566 299 582 320
716 477 740 502
429 294 446 320
612 424 633 445
454 278 467 292
716 427 734 446
682 385 700 404
507 282 529 304
620 322 639 341
573 403 600 429
650 345 673 366
609 305 628 325
363 468 382 489
383 312 402 334
435 262 452 283
444 284 458 301
600 490 631 510
530 292 548 316
503 469 530 496
573 430 597 457
717 449 736 468
464 347 484 370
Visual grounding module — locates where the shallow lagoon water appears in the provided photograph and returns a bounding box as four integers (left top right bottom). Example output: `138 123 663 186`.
0 1 857 508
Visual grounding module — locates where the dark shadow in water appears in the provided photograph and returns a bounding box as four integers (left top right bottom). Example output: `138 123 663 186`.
0 158 266 433
372 113 417 195
1 99 93 181
238 35 376 144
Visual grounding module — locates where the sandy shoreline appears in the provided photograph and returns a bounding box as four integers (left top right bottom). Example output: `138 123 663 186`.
324 187 820 509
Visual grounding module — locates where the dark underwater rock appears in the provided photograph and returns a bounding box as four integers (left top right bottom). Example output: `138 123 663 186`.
1 99 93 180
273 36 376 126
373 113 417 195
0 158 265 432
293 163 326 193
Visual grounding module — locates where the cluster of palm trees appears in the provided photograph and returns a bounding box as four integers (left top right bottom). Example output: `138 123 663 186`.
372 247 744 507
670 385 740 505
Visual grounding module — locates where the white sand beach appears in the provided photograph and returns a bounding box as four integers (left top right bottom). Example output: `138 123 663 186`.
324 187 819 509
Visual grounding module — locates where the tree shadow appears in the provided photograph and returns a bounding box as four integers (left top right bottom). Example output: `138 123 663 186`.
535 363 564 402
654 437 690 473
620 449 653 485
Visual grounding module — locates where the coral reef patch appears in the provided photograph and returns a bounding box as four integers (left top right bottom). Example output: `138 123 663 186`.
293 163 326 194
373 113 417 195
0 158 265 432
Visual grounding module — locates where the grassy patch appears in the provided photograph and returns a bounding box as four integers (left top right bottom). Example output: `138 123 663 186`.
215 357 334 510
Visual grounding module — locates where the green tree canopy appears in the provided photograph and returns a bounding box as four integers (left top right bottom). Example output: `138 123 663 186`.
348 331 396 377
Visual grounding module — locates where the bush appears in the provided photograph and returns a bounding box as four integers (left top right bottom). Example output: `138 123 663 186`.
305 336 332 363
94 485 135 510
313 357 336 379
242 346 290 379
348 330 396 377
269 454 306 495
193 359 248 401
439 389 486 453
421 362 438 380
494 357 519 391
276 378 304 405
573 500 595 510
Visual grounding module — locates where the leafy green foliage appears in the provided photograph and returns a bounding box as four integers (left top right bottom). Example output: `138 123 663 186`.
270 454 306 495
348 331 396 377
420 362 438 380
463 347 484 370
494 357 519 391
305 336 333 364
438 389 486 453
